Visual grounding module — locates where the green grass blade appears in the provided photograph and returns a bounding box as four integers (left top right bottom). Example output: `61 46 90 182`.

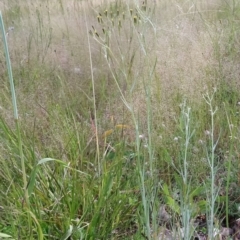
0 12 18 120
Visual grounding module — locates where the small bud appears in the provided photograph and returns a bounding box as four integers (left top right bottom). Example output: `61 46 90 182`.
142 1 147 11
95 31 99 37
204 130 211 136
97 15 103 23
142 2 147 11
174 137 178 141
118 19 122 30
139 134 145 139
133 16 138 24
130 9 133 16
104 9 108 17
122 12 125 19
103 129 114 138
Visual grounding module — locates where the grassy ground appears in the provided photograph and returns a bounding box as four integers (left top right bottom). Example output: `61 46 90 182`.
1 0 240 239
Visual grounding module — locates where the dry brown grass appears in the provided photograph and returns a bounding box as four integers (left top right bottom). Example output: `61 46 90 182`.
1 0 238 134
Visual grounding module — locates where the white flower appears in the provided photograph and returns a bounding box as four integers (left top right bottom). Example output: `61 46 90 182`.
8 26 14 31
139 134 145 139
174 137 179 141
204 130 211 136
213 228 220 237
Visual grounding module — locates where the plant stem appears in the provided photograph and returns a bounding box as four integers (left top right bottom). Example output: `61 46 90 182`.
83 6 100 175
0 12 29 205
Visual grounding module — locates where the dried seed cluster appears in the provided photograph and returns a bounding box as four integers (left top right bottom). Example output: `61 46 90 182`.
89 1 148 38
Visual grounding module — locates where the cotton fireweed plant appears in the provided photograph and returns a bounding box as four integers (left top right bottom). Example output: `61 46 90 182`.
203 89 221 239
175 101 196 240
164 100 198 240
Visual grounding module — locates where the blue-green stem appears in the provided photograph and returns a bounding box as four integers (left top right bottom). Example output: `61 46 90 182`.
0 12 29 205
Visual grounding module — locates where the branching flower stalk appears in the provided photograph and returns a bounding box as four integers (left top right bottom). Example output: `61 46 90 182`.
179 102 195 240
168 101 196 239
203 89 219 239
90 2 158 238
224 103 235 229
105 57 152 238
0 12 29 206
180 101 195 185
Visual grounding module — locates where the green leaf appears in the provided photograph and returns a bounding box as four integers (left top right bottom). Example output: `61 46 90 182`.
27 158 65 196
27 158 66 196
0 232 14 238
27 157 89 195
60 225 73 240
28 211 43 240
189 186 204 203
197 200 207 212
162 183 180 214
27 166 38 196
37 158 66 166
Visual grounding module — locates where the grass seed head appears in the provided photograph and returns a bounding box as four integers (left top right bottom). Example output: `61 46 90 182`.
142 4 147 11
104 9 108 17
95 31 99 37
118 19 122 30
115 124 130 130
103 129 114 138
97 15 103 23
133 16 138 24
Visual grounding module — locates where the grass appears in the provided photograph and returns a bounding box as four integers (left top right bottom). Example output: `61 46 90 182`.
1 0 240 239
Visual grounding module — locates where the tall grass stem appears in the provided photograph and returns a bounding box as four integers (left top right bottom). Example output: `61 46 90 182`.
83 5 100 175
0 12 18 119
0 12 29 204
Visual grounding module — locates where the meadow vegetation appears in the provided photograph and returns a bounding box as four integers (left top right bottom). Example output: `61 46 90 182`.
0 0 240 239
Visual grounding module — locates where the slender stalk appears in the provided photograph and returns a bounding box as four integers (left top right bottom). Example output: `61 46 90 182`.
0 13 18 119
182 107 192 240
83 5 100 175
224 103 234 229
203 89 218 239
0 12 29 205
179 102 195 240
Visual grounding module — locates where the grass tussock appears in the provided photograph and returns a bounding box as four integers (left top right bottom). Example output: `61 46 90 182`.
1 0 240 239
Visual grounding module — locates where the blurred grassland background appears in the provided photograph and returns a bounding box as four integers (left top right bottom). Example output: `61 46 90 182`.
0 0 240 239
